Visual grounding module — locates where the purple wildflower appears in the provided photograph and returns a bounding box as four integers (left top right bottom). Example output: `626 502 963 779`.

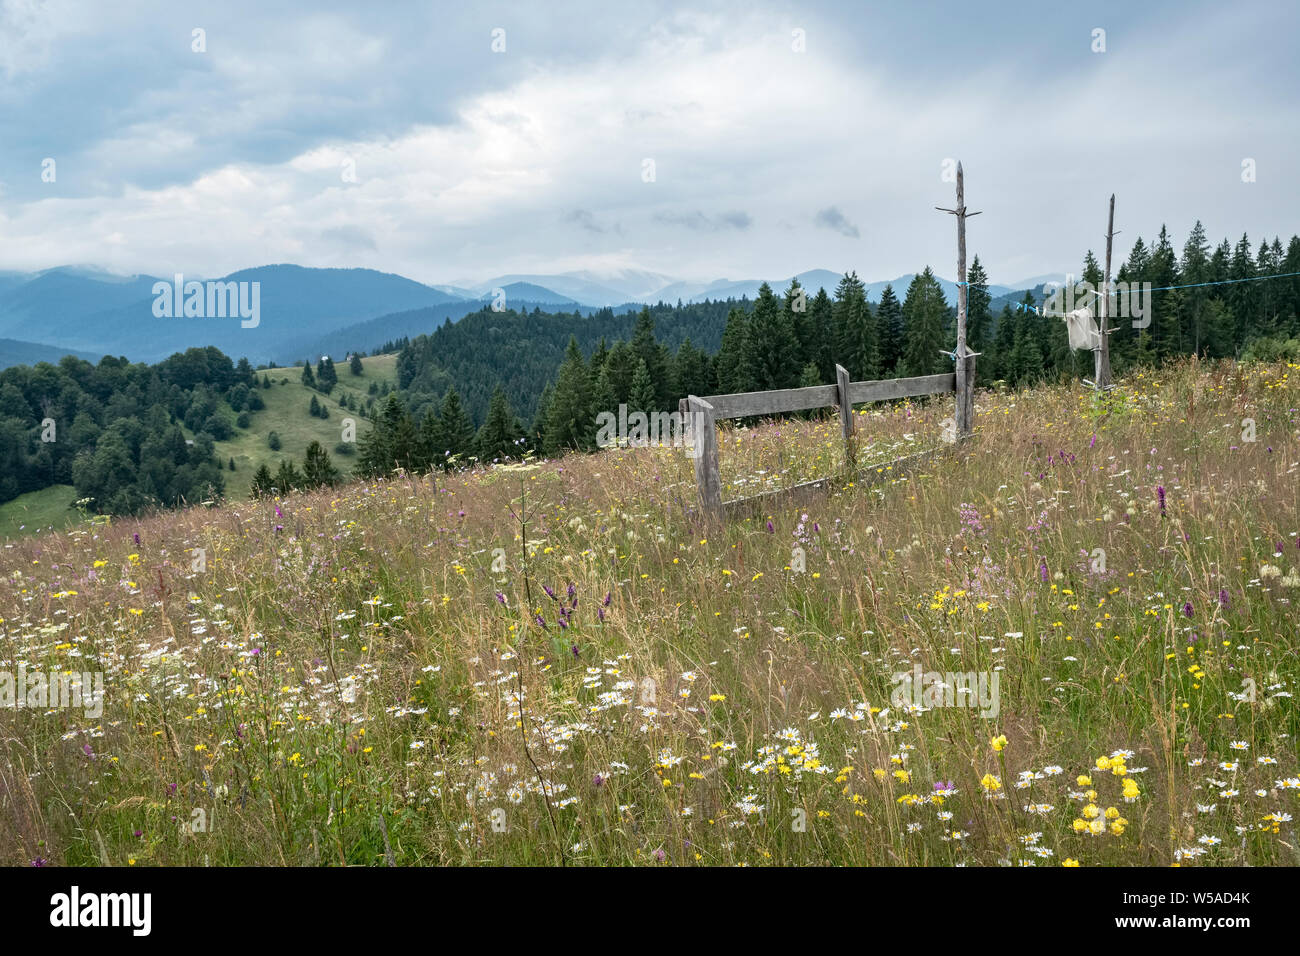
1156 485 1166 517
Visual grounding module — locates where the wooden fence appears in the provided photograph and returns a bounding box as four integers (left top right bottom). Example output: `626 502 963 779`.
675 162 983 520
679 357 975 519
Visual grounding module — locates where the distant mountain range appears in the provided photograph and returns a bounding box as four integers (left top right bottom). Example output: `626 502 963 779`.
0 264 1062 369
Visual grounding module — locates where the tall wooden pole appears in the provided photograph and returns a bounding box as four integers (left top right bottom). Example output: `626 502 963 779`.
1095 194 1116 389
936 162 980 437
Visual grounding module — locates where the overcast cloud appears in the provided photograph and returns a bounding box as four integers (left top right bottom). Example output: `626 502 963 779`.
0 0 1295 286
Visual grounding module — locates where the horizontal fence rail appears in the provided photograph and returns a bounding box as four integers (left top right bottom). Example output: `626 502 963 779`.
679 358 975 519
848 371 954 404
695 384 838 420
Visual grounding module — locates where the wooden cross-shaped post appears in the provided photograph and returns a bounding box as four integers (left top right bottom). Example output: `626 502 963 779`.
936 162 981 438
1095 194 1117 390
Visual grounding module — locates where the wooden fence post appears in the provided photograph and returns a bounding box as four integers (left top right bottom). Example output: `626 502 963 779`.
1095 193 1117 390
686 396 722 518
958 353 976 437
835 363 855 467
937 162 980 440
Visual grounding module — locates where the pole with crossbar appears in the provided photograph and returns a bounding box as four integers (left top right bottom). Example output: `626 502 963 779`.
936 162 981 438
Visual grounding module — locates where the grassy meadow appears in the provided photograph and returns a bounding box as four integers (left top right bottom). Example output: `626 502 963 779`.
2 357 1298 867
210 354 394 498
0 485 80 540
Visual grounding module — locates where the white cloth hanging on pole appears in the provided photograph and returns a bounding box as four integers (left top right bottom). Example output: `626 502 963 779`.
1062 306 1101 352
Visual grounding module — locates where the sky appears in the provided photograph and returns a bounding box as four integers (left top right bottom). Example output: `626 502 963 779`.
0 0 1296 288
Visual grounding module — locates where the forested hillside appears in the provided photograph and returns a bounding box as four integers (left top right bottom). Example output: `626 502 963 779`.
369 223 1300 467
3 221 1298 526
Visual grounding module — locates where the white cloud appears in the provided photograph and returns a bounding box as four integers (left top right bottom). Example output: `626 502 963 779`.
1 0 1296 287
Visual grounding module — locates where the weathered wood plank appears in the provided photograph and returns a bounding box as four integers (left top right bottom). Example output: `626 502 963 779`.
847 372 955 404
835 365 853 439
686 396 722 518
699 384 837 420
835 363 854 466
722 476 837 520
718 446 951 519
956 354 976 439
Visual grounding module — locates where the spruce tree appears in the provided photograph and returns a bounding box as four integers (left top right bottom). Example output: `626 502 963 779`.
302 440 340 487
437 387 475 464
476 386 523 462
965 257 992 356
808 288 835 382
590 365 617 422
250 463 274 497
875 284 903 376
1149 226 1181 359
1179 222 1211 354
675 338 712 399
359 394 409 476
415 409 441 471
833 272 868 378
630 308 670 409
900 268 948 377
301 361 316 389
744 282 799 390
545 337 595 454
274 459 302 493
530 382 554 452
989 305 1017 382
603 341 636 406
1008 292 1044 385
317 357 337 393
783 277 810 370
715 307 751 393
628 359 657 414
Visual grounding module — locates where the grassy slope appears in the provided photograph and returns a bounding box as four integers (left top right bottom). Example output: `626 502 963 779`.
2 358 1299 867
211 353 396 498
0 484 79 539
0 355 396 539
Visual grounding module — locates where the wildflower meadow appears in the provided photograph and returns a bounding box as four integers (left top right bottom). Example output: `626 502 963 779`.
1 358 1297 868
